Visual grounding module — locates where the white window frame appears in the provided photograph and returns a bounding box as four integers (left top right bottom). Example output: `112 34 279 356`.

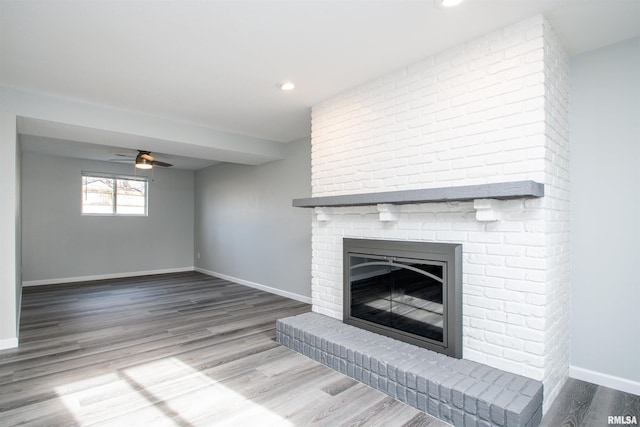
81 171 148 216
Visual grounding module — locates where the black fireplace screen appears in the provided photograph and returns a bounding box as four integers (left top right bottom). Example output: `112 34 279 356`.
343 239 462 358
349 254 445 343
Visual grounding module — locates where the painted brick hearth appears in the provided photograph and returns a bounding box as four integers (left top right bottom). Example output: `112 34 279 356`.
308 14 570 413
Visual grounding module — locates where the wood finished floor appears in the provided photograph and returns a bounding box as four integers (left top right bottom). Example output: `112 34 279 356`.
0 272 449 427
541 378 640 427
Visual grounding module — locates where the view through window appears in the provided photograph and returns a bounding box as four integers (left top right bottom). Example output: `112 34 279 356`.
82 172 148 215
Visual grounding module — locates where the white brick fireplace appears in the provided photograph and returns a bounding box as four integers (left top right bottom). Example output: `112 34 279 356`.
307 15 570 411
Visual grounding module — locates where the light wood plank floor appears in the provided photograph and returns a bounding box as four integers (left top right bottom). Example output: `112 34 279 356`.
0 272 449 427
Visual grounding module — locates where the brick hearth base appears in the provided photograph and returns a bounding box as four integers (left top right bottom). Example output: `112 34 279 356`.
276 312 543 427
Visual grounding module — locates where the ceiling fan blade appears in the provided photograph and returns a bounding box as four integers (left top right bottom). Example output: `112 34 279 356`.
152 160 173 167
140 153 154 161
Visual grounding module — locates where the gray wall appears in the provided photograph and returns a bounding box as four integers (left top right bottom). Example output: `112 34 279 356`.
570 38 640 387
0 112 20 348
194 137 312 300
21 151 195 282
15 136 22 331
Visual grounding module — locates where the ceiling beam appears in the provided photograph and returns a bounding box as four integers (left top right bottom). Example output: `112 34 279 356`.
1 86 286 165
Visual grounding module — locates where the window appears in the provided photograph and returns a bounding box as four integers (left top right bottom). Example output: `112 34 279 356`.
82 172 148 216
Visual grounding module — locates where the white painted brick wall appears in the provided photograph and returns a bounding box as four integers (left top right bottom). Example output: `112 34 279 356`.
309 14 569 413
311 15 548 197
539 18 571 409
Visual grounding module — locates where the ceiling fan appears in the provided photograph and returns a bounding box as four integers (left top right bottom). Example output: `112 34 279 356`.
111 150 173 169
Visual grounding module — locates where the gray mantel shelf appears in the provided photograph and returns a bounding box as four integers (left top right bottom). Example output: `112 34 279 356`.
292 180 544 208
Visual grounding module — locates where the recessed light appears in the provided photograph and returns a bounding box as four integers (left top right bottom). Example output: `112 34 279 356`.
278 82 295 91
441 0 464 7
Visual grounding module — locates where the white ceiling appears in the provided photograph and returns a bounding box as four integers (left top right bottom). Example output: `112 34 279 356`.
1 0 639 169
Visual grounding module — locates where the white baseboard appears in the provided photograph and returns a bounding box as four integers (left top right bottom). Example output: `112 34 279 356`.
570 365 640 396
195 268 312 305
0 337 18 350
22 267 195 287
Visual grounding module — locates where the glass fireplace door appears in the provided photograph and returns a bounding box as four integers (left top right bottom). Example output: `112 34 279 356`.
349 254 446 345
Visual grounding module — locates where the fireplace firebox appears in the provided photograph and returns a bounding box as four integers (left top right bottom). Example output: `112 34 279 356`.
343 238 462 358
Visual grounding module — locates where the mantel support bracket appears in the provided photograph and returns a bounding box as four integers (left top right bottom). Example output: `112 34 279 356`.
473 199 504 222
377 204 399 222
315 207 333 222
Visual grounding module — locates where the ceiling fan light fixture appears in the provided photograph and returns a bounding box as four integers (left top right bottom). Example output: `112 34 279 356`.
135 156 153 169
